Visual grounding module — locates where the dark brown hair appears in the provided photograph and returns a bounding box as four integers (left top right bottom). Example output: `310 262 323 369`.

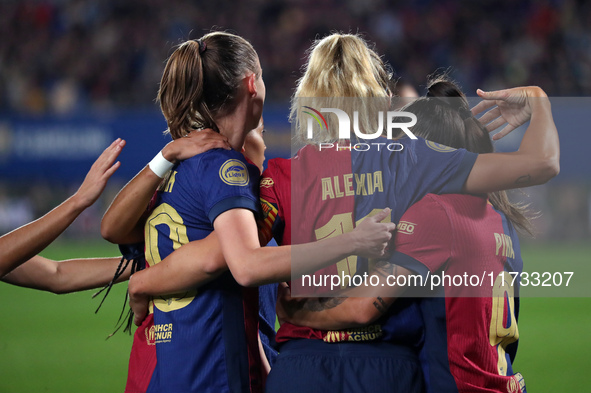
158 32 260 139
402 76 534 235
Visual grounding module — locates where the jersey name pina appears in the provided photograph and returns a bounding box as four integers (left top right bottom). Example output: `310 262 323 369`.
392 194 526 393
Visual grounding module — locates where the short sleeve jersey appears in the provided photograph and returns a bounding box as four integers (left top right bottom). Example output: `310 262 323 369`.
143 149 262 393
392 194 525 393
259 136 478 344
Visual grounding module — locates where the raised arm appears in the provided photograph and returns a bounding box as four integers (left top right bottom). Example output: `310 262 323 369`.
101 130 230 244
2 255 129 294
0 138 125 278
464 86 559 194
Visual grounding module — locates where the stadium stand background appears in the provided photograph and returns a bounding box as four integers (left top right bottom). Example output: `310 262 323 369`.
0 0 589 242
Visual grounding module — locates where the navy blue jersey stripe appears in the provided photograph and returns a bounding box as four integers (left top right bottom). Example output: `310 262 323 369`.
209 196 260 223
442 151 478 194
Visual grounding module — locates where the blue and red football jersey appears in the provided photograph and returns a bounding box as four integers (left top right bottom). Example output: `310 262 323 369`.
392 193 526 393
126 313 157 393
259 136 478 343
125 195 159 393
141 149 262 393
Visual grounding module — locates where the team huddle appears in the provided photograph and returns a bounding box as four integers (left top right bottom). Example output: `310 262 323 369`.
0 31 559 393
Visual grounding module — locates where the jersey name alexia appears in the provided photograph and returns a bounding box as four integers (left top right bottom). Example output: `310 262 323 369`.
321 171 384 200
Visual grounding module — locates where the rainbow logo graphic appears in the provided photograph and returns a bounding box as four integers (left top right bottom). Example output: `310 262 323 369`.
303 106 328 131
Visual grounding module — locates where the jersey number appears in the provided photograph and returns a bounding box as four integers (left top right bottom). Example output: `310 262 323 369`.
489 271 519 376
314 209 391 288
145 203 196 312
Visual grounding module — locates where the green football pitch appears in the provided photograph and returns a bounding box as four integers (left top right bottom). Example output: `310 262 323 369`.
0 240 589 392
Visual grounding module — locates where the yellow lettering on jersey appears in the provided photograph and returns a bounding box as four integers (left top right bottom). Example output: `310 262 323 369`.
154 323 173 332
321 177 335 200
333 175 344 198
152 323 173 343
146 324 156 345
323 325 383 343
494 233 515 258
164 171 177 193
373 171 384 193
321 172 384 200
398 221 416 235
489 272 519 376
324 331 346 343
145 204 196 312
355 173 367 195
155 331 172 341
366 173 373 195
506 236 515 258
315 213 356 284
341 174 353 196
314 209 392 288
146 204 189 260
494 233 502 255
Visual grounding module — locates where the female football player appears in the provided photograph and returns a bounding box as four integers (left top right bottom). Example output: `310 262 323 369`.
277 76 536 392
101 31 395 393
1 130 230 294
262 33 557 393
104 33 558 393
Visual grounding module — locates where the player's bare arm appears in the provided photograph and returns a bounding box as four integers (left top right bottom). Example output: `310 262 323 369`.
214 207 396 287
0 139 125 278
277 261 411 330
372 296 389 314
128 232 227 326
463 86 559 194
101 130 228 244
2 255 130 294
128 206 396 326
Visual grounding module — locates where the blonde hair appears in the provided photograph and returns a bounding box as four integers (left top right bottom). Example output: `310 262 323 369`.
290 33 393 143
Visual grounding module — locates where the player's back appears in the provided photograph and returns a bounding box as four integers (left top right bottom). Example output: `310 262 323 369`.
289 137 477 293
272 136 477 342
143 148 261 393
393 193 525 393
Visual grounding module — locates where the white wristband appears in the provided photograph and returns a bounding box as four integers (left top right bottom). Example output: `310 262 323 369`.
148 151 174 178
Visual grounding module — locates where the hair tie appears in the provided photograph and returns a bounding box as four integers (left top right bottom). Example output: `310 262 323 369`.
458 107 472 120
197 39 207 54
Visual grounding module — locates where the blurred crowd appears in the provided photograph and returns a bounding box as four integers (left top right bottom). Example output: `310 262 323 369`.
0 180 125 239
1 0 590 115
0 0 589 242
